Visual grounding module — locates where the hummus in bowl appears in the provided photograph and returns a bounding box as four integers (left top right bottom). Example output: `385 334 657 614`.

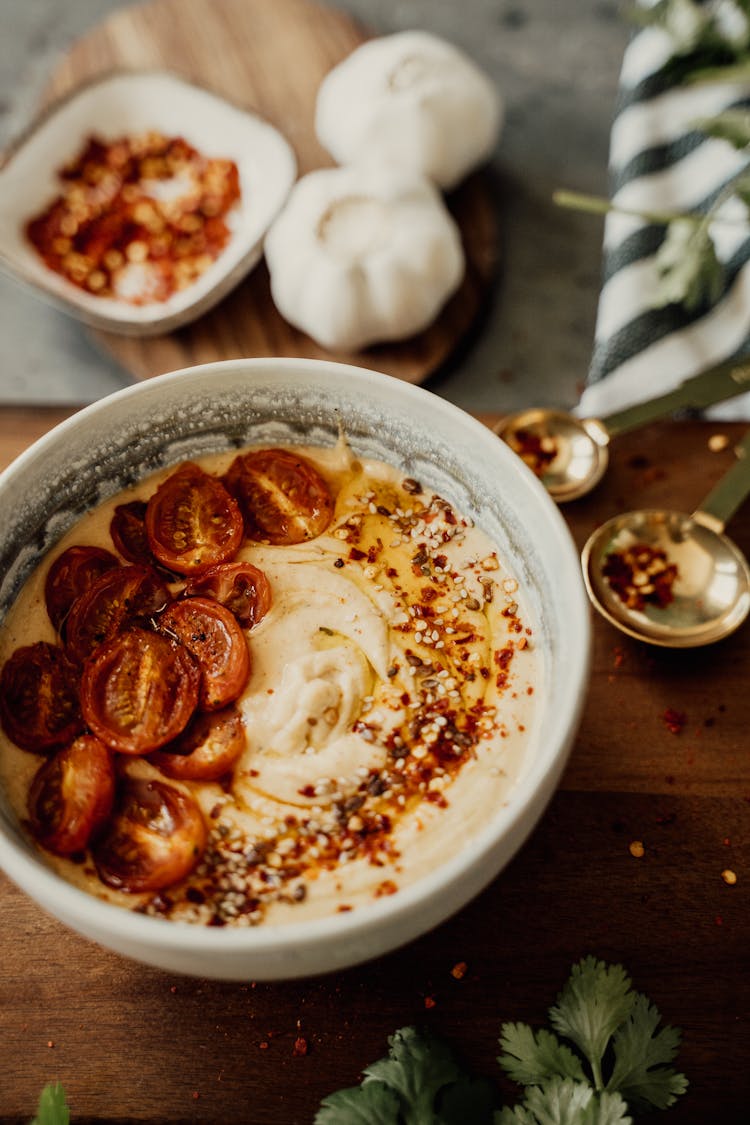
0 358 589 978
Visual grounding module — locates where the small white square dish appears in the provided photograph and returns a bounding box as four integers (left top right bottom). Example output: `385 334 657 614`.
0 71 297 336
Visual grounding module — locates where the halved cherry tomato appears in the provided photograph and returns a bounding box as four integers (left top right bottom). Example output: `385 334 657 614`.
150 706 246 781
159 597 250 711
223 448 334 544
110 500 154 566
81 626 200 754
0 642 82 754
183 561 272 628
27 734 115 855
93 777 207 893
44 545 119 632
64 564 171 664
145 462 243 575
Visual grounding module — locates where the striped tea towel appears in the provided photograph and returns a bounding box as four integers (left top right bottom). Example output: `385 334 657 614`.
577 21 750 422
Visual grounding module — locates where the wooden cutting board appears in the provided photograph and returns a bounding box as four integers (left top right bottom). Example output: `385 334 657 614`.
40 0 497 384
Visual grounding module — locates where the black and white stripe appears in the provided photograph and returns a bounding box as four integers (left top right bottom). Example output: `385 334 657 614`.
578 24 750 421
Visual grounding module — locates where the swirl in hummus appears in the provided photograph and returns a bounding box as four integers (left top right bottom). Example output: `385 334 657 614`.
0 438 539 926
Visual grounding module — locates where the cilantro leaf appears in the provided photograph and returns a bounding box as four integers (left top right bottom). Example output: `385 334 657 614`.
607 992 689 1111
495 1077 632 1125
652 219 724 312
498 1023 586 1086
548 958 634 1089
438 1076 497 1124
314 1082 402 1124
362 1027 466 1123
30 1083 70 1125
316 1026 495 1124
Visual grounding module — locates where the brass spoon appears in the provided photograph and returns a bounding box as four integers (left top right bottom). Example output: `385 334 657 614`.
495 358 750 503
581 430 750 647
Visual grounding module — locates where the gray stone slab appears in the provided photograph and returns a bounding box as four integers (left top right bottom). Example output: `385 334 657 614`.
0 0 628 411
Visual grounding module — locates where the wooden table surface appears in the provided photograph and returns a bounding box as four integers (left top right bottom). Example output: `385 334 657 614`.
0 408 748 1125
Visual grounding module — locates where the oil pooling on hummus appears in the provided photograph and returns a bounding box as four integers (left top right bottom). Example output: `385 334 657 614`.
0 436 539 926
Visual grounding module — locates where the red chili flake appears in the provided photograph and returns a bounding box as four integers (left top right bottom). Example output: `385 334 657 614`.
348 547 367 561
192 1092 200 1101
603 543 678 611
508 428 558 476
450 961 468 980
259 1041 269 1050
662 708 686 735
724 837 732 847
46 1040 55 1049
26 132 240 304
293 1037 308 1056
424 996 437 1009
715 915 724 926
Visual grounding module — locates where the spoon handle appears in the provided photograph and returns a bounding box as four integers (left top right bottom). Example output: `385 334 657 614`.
694 429 750 532
603 357 750 438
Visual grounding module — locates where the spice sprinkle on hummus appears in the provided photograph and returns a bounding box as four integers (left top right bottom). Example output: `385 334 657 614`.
0 439 538 926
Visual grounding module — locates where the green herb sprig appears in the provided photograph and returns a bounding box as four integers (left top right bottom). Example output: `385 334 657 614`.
557 0 750 313
314 957 688 1124
30 1082 69 1125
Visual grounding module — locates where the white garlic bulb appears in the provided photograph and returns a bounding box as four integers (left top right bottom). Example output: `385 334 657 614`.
264 163 465 352
315 30 503 191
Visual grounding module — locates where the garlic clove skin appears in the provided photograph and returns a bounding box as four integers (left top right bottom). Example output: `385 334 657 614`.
264 163 465 352
315 30 503 192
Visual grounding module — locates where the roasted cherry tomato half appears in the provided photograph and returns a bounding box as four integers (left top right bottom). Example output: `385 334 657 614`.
0 641 82 754
150 705 246 781
223 447 334 545
183 561 272 628
27 734 115 855
93 777 207 893
110 500 155 566
159 597 250 711
44 545 119 632
64 564 171 664
145 462 243 575
81 626 200 755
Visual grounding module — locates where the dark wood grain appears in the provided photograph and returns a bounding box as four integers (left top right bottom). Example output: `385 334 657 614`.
1 414 749 1124
37 0 497 387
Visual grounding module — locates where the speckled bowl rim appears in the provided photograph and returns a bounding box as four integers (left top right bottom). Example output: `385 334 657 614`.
0 358 590 977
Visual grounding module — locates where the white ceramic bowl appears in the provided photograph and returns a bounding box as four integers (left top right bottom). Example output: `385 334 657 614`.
0 72 296 335
0 358 590 979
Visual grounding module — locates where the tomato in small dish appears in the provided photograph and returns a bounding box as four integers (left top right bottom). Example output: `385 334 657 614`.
0 641 82 754
159 597 250 711
81 626 200 755
223 447 334 544
145 462 243 575
93 778 207 893
150 705 246 781
44 545 119 632
64 564 171 664
183 561 272 628
27 734 115 855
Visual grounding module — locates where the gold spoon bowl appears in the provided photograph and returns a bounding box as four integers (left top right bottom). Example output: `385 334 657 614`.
581 431 750 647
496 358 750 503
